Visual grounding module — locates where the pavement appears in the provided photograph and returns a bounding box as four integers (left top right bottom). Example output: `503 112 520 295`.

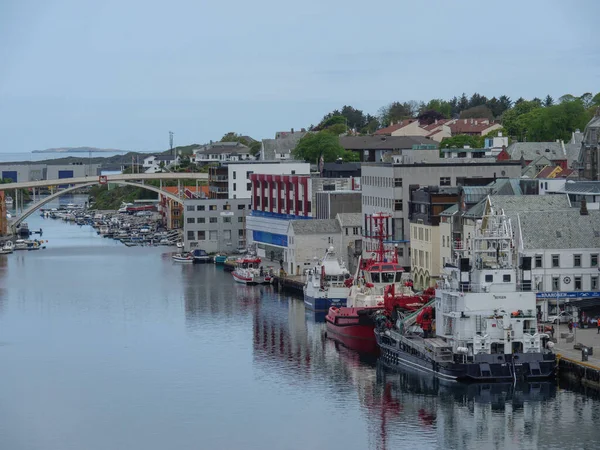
554 323 600 368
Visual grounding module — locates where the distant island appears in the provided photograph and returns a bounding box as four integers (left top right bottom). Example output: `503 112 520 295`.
32 146 128 154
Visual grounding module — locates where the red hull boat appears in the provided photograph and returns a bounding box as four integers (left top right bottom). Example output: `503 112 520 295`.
325 306 381 353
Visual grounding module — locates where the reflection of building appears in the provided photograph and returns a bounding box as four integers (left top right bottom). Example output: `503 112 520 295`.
0 191 7 236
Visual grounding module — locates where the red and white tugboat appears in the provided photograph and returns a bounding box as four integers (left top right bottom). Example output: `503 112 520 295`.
232 257 274 285
325 213 430 352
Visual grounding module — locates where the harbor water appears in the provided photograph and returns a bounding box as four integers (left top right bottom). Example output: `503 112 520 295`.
1 196 600 449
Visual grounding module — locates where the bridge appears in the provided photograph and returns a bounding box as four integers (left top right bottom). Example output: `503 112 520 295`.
1 172 208 231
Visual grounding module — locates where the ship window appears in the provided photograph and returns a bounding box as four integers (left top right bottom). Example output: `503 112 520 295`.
381 272 395 283
503 274 511 282
485 274 493 283
395 272 403 282
371 273 381 283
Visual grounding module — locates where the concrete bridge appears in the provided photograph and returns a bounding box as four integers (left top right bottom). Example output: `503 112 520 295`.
1 172 208 232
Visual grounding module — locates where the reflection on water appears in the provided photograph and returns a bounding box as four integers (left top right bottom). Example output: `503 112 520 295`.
0 196 599 449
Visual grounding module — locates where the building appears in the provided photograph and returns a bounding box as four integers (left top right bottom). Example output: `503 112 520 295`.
374 119 428 137
183 198 250 253
0 163 100 182
543 180 600 209
500 142 572 170
160 186 208 229
46 163 101 180
246 174 312 263
321 161 361 178
192 142 253 164
143 155 157 170
361 158 522 269
315 191 361 219
286 219 342 275
408 186 460 288
447 119 502 136
374 118 501 140
208 165 229 199
577 108 600 180
227 161 309 200
339 135 438 162
260 129 307 160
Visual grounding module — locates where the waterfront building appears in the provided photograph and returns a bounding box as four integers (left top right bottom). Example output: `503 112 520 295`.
408 186 460 289
0 163 100 183
160 186 208 230
183 197 250 253
361 156 521 269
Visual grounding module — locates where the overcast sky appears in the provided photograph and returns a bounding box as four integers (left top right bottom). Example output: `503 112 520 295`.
0 0 598 152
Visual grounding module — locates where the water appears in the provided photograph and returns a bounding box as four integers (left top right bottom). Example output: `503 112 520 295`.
1 196 600 449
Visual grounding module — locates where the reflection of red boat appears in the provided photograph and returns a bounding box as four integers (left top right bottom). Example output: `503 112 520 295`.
326 213 430 353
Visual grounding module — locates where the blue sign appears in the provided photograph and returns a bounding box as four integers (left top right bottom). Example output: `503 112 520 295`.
536 291 600 299
252 230 288 247
251 210 310 220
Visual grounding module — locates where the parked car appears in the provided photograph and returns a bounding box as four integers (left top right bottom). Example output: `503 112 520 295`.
547 311 574 324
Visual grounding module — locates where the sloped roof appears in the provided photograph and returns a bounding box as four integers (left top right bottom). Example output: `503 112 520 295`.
518 209 600 250
440 204 459 216
336 213 362 227
195 142 251 155
465 193 571 219
290 219 341 235
449 121 499 134
339 135 437 150
506 142 566 161
262 132 307 160
374 119 417 135
563 181 600 194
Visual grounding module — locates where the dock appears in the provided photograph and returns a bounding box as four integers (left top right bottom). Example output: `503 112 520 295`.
554 324 600 390
272 274 305 294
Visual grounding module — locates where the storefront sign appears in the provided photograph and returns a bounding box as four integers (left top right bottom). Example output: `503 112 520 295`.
536 291 600 299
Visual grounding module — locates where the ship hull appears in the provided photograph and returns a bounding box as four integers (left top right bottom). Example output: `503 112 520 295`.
325 307 381 353
304 293 347 312
376 332 556 382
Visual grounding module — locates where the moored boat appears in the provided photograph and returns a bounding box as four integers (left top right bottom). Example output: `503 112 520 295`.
172 253 194 263
303 246 351 311
0 241 14 254
214 254 228 265
374 208 556 382
192 249 212 264
232 257 273 285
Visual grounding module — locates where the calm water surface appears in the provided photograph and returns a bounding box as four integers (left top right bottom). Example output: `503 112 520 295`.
1 196 599 450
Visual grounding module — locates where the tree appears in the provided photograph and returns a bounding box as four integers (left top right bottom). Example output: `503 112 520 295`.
457 93 469 113
468 93 488 108
558 94 576 104
439 134 484 149
361 114 380 134
249 141 261 157
378 102 413 127
417 109 446 125
501 100 543 139
340 105 367 130
497 95 512 115
592 93 600 107
523 99 590 142
544 95 554 107
580 93 593 108
292 132 354 163
459 105 494 120
423 99 452 118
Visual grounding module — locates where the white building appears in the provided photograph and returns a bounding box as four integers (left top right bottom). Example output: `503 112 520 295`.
143 155 157 170
227 161 310 199
192 142 254 164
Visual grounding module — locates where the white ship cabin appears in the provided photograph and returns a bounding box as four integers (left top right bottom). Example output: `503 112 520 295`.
362 262 405 294
435 212 542 356
307 248 350 286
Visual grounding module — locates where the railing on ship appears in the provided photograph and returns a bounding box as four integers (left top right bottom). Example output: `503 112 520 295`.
435 279 534 294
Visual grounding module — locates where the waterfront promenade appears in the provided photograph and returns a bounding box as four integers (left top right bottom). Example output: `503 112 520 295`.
555 324 600 368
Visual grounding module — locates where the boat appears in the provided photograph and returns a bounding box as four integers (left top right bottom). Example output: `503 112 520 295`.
214 254 228 265
232 257 274 285
5 195 13 206
118 202 134 214
0 241 14 254
192 249 212 264
374 209 556 382
303 246 351 311
14 239 28 251
326 213 430 353
172 253 194 263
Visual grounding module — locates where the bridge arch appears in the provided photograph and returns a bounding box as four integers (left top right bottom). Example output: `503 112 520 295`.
10 180 186 231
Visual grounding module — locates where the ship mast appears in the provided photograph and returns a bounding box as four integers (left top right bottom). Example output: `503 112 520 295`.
365 212 397 264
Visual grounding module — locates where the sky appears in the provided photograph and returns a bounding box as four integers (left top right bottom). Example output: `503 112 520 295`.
0 0 598 153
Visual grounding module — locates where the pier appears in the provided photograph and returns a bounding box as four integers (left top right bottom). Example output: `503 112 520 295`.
272 274 305 294
555 324 600 390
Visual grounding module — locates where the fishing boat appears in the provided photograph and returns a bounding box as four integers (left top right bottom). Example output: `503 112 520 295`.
172 253 194 263
374 209 556 382
0 241 14 254
303 246 351 311
192 249 212 264
232 257 273 285
214 254 228 265
326 213 430 353
14 239 28 251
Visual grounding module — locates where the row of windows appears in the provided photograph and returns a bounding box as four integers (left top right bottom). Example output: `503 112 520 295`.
186 217 245 224
186 229 245 240
362 196 403 211
549 275 598 291
411 249 430 270
186 204 249 212
344 227 362 236
412 226 430 242
232 170 255 180
536 254 599 268
255 198 311 211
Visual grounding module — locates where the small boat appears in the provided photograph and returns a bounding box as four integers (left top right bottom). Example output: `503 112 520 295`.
5 195 13 206
192 249 212 264
14 239 28 251
0 241 14 254
304 246 351 311
214 254 228 265
172 253 194 263
232 257 273 285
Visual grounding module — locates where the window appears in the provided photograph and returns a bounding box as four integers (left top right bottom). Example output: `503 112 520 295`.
233 183 236 191
345 228 349 236
223 204 231 210
398 247 403 258
440 177 451 186
238 217 244 223
210 217 217 223
485 274 493 283
592 254 598 267
552 277 560 290
209 230 217 240
425 229 429 242
394 178 403 187
237 204 245 210
575 276 582 290
246 171 253 179
552 254 560 268
224 230 231 240
503 274 511 282
247 182 252 191
187 231 194 239
592 276 598 290
535 255 542 268
223 217 231 223
238 229 245 237
394 200 403 211
186 205 195 212
197 205 205 211
198 217 205 223
442 236 445 247
233 171 236 180
574 254 581 267
353 227 360 235
186 217 195 224
173 209 180 217
209 205 217 211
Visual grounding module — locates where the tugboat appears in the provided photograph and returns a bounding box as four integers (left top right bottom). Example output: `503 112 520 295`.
326 213 430 352
375 209 556 382
303 246 351 311
232 257 273 285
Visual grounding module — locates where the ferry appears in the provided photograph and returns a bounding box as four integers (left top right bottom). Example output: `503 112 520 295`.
303 246 351 311
374 208 556 382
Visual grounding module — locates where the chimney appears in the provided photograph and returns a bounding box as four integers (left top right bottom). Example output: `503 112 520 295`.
474 120 478 125
464 119 467 124
434 119 438 125
580 197 589 215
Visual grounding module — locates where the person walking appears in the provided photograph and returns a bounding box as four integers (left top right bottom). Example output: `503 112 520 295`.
597 318 600 334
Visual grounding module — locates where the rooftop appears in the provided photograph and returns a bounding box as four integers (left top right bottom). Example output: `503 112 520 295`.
518 209 600 250
506 142 567 161
339 135 437 150
335 212 363 227
194 142 251 155
289 219 341 235
262 132 307 160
